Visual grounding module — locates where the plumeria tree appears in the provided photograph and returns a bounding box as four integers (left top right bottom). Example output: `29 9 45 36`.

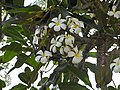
0 0 120 90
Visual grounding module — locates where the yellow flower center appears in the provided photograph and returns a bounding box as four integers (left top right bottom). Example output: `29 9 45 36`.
73 24 78 28
74 53 79 58
116 61 120 66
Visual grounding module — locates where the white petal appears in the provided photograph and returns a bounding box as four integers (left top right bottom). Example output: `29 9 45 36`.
68 51 75 57
61 24 66 30
56 34 64 42
75 27 81 34
35 56 41 62
35 29 40 35
53 46 57 53
56 42 62 47
114 11 120 18
69 28 74 33
79 21 84 28
49 22 55 28
33 36 39 45
40 57 48 64
54 26 61 31
51 38 56 44
112 6 116 12
113 66 120 73
72 56 82 64
65 39 72 46
50 45 54 51
45 51 52 57
60 19 66 23
64 46 71 53
52 17 58 22
73 46 78 53
37 50 43 55
113 58 120 62
59 36 64 42
110 63 115 70
60 47 64 55
107 11 114 16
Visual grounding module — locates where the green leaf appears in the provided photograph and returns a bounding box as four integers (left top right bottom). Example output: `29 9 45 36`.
118 85 120 90
13 0 24 7
30 87 38 90
107 86 117 90
67 65 92 88
26 55 39 69
59 82 89 90
2 26 27 45
10 83 28 90
85 62 97 73
8 53 28 73
8 5 41 13
0 79 6 89
37 77 48 86
3 42 22 63
88 52 97 58
47 0 57 8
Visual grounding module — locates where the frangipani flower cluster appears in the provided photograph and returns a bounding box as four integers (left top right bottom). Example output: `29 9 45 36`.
110 58 120 73
107 5 120 19
33 14 84 64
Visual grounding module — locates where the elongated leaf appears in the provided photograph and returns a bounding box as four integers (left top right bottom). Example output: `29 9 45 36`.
38 77 48 86
3 42 22 63
67 65 92 88
8 5 41 13
2 26 27 45
59 82 89 90
88 52 97 58
85 62 97 73
10 83 28 90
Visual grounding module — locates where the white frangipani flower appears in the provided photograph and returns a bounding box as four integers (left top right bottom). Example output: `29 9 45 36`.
67 17 84 34
60 45 71 55
50 38 62 53
107 5 120 19
110 58 120 73
32 36 39 45
68 46 83 64
48 14 66 31
35 50 52 64
58 34 75 47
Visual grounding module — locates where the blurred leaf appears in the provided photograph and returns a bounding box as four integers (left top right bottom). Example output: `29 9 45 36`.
0 79 6 89
118 85 120 90
47 0 57 8
63 72 70 83
8 53 28 73
3 42 22 63
8 5 41 13
59 82 89 90
13 0 24 7
88 52 97 58
107 86 117 90
67 65 92 88
2 26 27 45
10 83 28 90
38 77 48 86
30 87 38 90
85 62 97 73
